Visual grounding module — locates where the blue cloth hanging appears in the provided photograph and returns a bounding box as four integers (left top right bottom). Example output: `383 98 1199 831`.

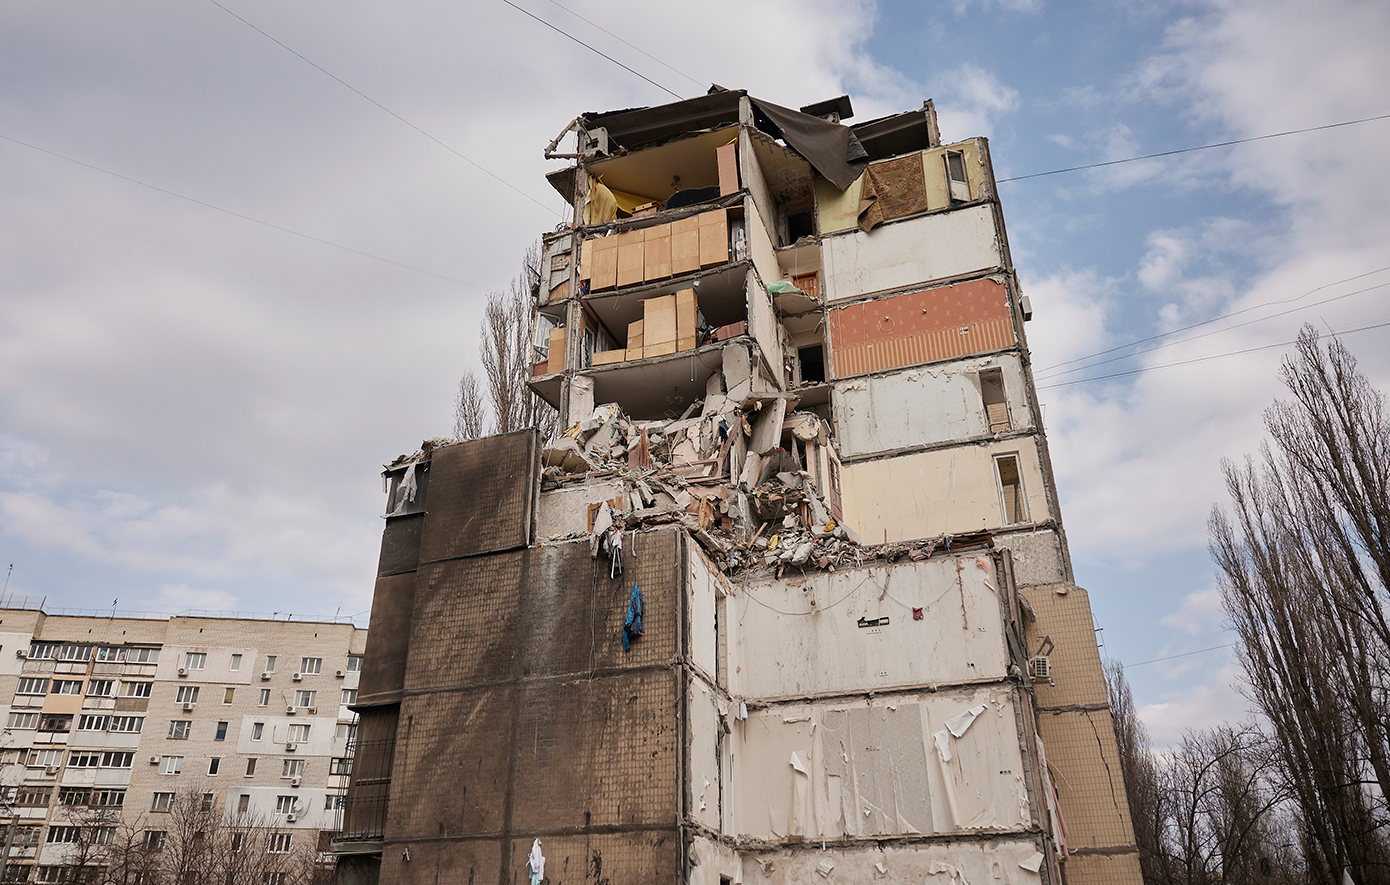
622 582 644 651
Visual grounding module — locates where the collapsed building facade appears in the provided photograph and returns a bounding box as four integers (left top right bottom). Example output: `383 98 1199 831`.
334 90 1143 884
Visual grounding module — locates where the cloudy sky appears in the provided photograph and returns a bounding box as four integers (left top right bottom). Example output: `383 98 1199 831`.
2 0 1388 743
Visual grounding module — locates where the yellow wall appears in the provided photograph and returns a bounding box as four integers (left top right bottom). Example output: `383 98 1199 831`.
816 140 985 235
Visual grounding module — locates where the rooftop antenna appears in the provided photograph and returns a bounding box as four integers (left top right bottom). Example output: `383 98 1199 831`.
2 564 11 597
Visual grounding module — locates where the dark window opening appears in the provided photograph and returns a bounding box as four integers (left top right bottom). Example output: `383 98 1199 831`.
787 211 815 243
798 346 825 384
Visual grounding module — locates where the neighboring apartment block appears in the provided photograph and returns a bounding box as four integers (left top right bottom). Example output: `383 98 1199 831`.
336 89 1141 885
0 603 366 882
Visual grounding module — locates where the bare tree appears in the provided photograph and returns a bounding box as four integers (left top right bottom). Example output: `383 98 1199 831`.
1211 326 1390 884
455 242 559 440
1107 661 1171 884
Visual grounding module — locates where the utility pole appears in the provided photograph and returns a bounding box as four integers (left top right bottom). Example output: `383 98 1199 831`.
0 802 18 884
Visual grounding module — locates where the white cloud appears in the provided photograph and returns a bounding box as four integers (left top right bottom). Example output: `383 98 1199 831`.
932 64 1020 140
1159 587 1224 636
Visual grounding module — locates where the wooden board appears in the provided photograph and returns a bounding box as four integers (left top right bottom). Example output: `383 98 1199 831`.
548 326 566 373
671 215 700 276
616 229 645 288
676 288 697 351
578 238 592 281
717 141 740 196
698 209 728 268
626 320 644 362
644 223 672 281
643 294 677 359
591 236 618 290
593 350 625 366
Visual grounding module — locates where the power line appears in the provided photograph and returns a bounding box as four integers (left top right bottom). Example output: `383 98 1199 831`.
997 112 1390 183
1126 643 1236 668
1037 317 1390 390
539 0 706 90
205 0 558 215
0 132 490 292
500 0 684 101
1036 264 1390 374
1035 279 1390 382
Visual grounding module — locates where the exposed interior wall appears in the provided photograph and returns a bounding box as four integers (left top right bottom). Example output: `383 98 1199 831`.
746 272 782 385
536 478 628 541
739 838 1049 885
998 528 1069 587
729 687 1031 840
814 141 988 236
738 129 778 247
689 547 724 681
687 835 741 885
744 198 779 288
831 353 1031 458
820 205 1002 303
729 555 1009 699
688 672 723 832
840 439 1052 544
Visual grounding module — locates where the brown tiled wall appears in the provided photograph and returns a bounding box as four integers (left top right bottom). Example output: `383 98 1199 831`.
1020 584 1108 709
418 431 538 563
1036 708 1135 850
1064 851 1145 884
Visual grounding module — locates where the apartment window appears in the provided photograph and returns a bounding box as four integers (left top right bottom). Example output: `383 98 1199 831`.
274 796 296 816
215 721 228 741
252 722 264 741
6 712 39 729
46 826 81 844
15 786 52 806
50 679 83 695
237 794 250 814
38 714 72 733
994 454 1029 525
121 681 152 698
151 792 174 812
296 690 316 708
27 750 61 770
223 687 235 704
68 751 101 768
168 720 192 740
329 757 352 776
77 714 109 731
60 643 91 662
287 724 310 744
175 685 200 704
201 792 214 812
124 646 160 663
93 827 115 846
184 652 207 670
28 642 58 659
265 873 287 885
86 679 115 697
944 150 971 203
58 788 91 806
281 759 305 779
336 722 358 742
14 826 40 845
325 793 347 810
16 677 49 695
979 368 1010 433
230 653 242 671
346 654 363 672
299 657 322 676
207 757 221 776
341 689 358 706
268 832 292 853
159 756 183 776
101 751 135 768
93 790 125 807
259 688 271 706
143 830 166 851
110 715 144 733
265 655 277 673
245 758 257 777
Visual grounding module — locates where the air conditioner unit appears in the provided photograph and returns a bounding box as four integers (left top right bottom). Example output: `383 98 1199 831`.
260 672 271 681
177 668 188 677
1029 655 1053 680
44 765 58 775
335 669 345 678
182 702 195 712
290 777 301 788
286 706 296 715
15 650 26 659
286 743 297 752
307 707 317 716
149 755 160 765
292 673 303 682
286 813 298 823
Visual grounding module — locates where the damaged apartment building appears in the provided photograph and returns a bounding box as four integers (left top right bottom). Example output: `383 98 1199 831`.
334 90 1142 885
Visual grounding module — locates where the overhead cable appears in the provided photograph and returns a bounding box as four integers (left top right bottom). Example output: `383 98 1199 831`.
997 112 1390 183
539 0 706 90
1125 643 1236 668
0 132 490 292
205 0 558 214
499 0 684 100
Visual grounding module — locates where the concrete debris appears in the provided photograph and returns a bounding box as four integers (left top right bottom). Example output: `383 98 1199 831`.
540 401 993 577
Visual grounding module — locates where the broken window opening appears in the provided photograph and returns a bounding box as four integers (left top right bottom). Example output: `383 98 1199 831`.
995 454 1028 525
945 150 970 204
798 345 826 384
980 368 1009 433
786 210 815 243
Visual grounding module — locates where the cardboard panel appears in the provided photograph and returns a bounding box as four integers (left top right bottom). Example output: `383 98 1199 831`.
676 288 697 351
698 209 728 268
579 236 592 280
644 223 672 281
591 236 618 290
626 319 644 361
643 293 677 358
547 325 566 372
671 215 701 275
717 140 739 195
417 431 538 563
593 349 624 365
828 278 1014 378
616 228 645 287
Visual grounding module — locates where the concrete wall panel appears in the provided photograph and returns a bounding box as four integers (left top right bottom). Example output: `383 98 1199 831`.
1001 528 1068 587
820 205 1001 303
688 674 722 832
742 839 1047 885
831 354 1031 457
689 548 722 680
730 555 1008 698
537 478 627 541
418 430 538 563
841 439 1051 544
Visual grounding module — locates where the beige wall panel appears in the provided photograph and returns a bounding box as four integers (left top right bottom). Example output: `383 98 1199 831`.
731 688 1030 840
730 555 1008 698
687 835 741 885
814 174 863 236
747 273 782 384
840 439 1051 544
688 674 722 832
689 548 723 679
1020 585 1109 709
1064 851 1145 885
536 479 628 541
741 839 1048 885
1036 708 1136 851
820 204 1001 302
745 198 780 288
831 355 1032 457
